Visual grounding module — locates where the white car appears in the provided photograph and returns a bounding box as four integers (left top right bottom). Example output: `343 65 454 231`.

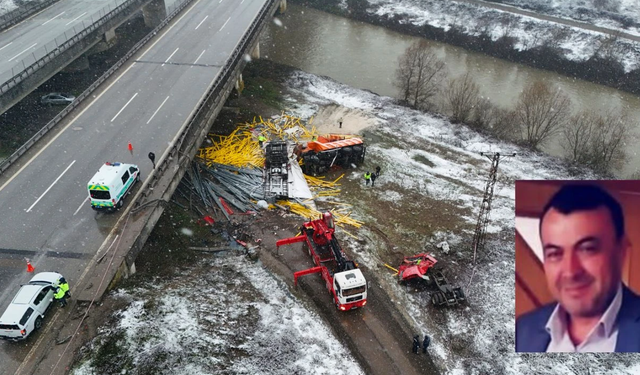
0 272 64 341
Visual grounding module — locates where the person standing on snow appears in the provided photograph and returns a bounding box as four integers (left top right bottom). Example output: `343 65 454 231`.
412 335 421 354
364 171 372 186
423 335 430 353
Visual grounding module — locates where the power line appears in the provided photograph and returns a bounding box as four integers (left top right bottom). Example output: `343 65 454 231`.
471 152 516 265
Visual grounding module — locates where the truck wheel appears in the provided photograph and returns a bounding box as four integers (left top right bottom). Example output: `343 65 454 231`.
35 316 43 330
116 200 123 209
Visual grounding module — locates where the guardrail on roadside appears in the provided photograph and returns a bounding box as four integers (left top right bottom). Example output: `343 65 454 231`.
0 0 60 33
0 0 139 95
136 0 279 204
0 0 195 176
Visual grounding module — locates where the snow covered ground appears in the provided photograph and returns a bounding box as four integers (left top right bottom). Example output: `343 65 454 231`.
71 254 363 375
495 0 640 32
283 71 640 374
365 0 640 72
0 0 17 15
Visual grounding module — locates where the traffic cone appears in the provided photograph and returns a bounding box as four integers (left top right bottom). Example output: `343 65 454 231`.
128 142 133 154
26 259 34 273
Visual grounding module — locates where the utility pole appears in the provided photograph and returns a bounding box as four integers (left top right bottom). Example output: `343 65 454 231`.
471 152 516 264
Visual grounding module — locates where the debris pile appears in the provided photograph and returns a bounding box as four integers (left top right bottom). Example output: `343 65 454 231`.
174 113 362 230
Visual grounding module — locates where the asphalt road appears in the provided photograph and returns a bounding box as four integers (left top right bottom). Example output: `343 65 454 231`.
0 0 268 372
255 215 439 375
0 0 132 86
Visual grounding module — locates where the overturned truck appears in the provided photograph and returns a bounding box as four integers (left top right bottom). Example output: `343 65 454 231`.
297 134 366 176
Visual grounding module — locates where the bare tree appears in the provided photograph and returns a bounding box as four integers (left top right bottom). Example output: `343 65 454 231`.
593 0 620 12
395 41 445 110
471 96 493 130
443 72 480 124
515 81 571 149
563 109 632 174
488 107 519 142
564 111 597 165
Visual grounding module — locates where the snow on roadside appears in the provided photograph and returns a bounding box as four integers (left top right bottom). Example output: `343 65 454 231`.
72 255 363 375
364 0 640 72
0 0 17 15
285 70 637 374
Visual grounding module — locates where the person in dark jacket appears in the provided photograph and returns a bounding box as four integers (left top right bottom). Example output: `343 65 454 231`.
423 335 430 353
370 171 377 187
412 335 420 354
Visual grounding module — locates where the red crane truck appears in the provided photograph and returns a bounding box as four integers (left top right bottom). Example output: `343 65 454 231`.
276 212 367 311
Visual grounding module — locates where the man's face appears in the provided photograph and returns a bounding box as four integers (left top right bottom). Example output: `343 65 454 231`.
541 206 626 318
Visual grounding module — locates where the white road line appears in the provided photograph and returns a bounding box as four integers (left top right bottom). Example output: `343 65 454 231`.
73 196 89 216
42 11 65 25
26 160 76 213
0 42 12 52
147 96 170 124
0 0 204 195
220 17 230 31
193 49 206 65
111 93 138 122
65 12 87 26
195 15 208 30
9 43 37 62
162 48 179 66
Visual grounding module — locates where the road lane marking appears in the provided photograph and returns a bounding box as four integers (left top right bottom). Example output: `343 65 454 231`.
65 12 87 26
26 160 76 212
73 196 89 216
220 17 230 31
8 43 37 62
162 48 179 66
0 42 12 52
0 0 205 195
147 96 170 124
111 92 138 122
195 15 208 30
193 50 206 65
42 11 65 25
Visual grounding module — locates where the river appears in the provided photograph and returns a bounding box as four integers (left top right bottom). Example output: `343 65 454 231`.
259 4 640 177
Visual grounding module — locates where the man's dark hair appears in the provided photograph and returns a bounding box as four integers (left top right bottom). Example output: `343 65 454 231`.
540 184 625 240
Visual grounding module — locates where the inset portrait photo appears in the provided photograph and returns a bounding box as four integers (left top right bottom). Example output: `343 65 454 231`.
515 180 640 352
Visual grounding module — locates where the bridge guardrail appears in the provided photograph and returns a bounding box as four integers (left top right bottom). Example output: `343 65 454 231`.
0 0 196 175
0 0 137 94
0 0 60 33
137 0 279 203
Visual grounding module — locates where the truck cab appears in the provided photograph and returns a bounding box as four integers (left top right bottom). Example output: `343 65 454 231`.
333 269 367 311
87 162 140 211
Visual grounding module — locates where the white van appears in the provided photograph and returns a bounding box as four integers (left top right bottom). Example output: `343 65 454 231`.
87 162 140 211
0 272 64 341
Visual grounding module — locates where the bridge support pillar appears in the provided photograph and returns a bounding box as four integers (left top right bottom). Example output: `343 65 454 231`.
142 0 167 28
235 74 245 95
251 42 260 59
279 0 287 14
62 55 90 72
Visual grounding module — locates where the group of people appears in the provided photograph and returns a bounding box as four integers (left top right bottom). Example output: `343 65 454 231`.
364 166 381 187
54 277 71 307
412 334 430 354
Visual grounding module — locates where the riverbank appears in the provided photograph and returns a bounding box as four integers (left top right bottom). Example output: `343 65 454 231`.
64 57 640 374
293 0 640 97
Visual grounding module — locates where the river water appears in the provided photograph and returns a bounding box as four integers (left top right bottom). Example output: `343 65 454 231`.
260 4 640 177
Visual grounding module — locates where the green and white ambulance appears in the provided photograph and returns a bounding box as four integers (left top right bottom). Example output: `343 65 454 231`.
87 162 140 211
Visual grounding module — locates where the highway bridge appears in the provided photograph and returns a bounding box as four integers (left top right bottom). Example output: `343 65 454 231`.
0 0 284 372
